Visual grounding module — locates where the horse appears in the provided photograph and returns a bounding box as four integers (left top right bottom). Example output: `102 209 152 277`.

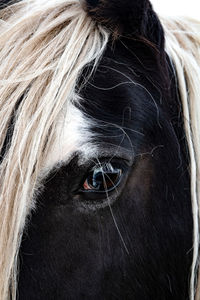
0 0 200 299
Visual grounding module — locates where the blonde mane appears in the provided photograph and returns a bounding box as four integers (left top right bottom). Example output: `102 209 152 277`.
0 1 199 299
161 17 200 300
0 1 109 298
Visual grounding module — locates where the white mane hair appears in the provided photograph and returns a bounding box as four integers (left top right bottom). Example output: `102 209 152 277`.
0 1 199 299
0 0 109 298
162 17 200 300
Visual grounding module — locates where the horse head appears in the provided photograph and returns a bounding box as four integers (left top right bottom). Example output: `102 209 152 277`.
0 0 197 299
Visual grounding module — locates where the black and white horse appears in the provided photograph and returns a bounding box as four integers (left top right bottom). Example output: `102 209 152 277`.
0 0 199 299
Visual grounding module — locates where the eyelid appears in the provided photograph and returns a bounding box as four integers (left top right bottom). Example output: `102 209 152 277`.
77 146 134 167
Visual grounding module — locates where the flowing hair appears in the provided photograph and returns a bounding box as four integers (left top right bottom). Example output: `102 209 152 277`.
161 17 200 300
0 1 200 299
0 0 109 298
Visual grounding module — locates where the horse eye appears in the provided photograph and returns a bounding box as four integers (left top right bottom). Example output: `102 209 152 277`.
82 163 122 193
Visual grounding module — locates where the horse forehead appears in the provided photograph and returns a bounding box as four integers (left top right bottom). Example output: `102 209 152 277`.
43 58 150 171
43 102 96 170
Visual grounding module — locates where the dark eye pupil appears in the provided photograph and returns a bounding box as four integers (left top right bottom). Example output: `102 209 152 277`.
83 163 122 192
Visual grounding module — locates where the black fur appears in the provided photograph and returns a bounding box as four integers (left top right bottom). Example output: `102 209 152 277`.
18 35 193 300
86 0 164 48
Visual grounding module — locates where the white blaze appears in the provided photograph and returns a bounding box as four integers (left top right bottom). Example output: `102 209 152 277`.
44 100 97 170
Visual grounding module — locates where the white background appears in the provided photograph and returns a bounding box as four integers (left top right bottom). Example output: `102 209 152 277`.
151 0 200 18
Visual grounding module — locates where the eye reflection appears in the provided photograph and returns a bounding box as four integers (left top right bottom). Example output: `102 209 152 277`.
82 162 122 193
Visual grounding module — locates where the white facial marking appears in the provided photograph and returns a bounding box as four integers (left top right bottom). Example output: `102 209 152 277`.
43 99 97 171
